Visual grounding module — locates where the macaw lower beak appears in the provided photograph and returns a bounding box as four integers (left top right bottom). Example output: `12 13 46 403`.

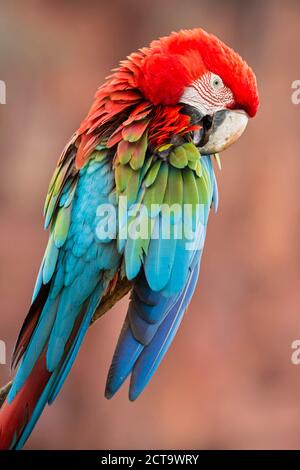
196 109 249 155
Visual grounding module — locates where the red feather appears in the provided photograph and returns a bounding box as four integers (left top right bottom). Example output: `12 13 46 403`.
0 351 51 450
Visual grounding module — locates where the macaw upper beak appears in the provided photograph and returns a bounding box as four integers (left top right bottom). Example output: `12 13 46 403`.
197 109 249 155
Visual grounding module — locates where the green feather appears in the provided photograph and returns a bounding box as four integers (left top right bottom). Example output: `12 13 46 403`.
47 165 60 195
196 171 210 204
169 146 188 169
163 166 183 224
182 168 199 209
139 155 153 181
44 194 59 229
187 159 197 171
182 142 200 162
94 149 108 162
130 131 148 170
144 160 162 187
54 206 71 248
165 166 183 205
115 163 132 193
143 162 169 213
117 140 132 165
195 160 203 178
126 168 141 206
44 159 71 224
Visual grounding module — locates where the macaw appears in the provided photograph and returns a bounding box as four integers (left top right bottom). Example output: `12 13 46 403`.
0 28 259 449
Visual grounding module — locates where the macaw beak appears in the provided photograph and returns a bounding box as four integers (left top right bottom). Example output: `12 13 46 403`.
197 109 249 155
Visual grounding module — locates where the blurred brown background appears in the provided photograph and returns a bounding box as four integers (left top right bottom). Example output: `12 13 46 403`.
0 0 300 450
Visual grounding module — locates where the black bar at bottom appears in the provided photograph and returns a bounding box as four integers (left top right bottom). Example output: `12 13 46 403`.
0 449 295 465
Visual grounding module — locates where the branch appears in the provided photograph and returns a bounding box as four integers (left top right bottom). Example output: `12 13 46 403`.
0 277 132 408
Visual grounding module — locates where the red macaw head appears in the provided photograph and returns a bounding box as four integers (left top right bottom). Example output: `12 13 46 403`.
138 28 259 154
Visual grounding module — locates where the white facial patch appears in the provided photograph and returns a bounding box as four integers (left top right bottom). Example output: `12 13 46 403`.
180 72 234 115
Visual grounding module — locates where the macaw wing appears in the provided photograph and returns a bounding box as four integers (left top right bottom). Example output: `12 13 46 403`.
3 146 121 449
106 134 217 399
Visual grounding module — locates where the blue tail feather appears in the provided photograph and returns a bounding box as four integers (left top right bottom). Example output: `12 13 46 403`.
105 260 200 401
129 262 200 400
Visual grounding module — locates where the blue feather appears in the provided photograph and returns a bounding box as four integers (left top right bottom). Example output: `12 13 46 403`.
8 296 59 402
42 236 59 284
144 214 177 291
31 260 44 303
48 282 104 404
105 319 143 399
129 261 200 401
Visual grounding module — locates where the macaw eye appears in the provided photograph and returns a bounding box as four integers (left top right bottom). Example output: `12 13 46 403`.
211 75 223 90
